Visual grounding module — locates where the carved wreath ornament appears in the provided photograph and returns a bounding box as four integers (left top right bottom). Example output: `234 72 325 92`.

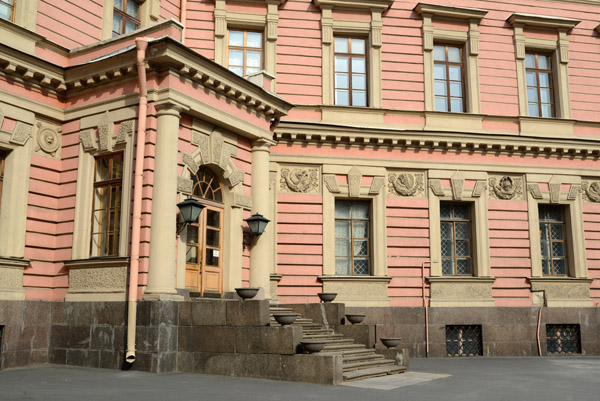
583 181 600 203
280 168 319 193
388 173 423 197
489 176 522 200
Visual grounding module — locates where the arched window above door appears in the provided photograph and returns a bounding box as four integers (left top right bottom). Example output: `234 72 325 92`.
192 167 223 203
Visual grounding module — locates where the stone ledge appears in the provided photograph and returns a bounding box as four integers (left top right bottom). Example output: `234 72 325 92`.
528 277 594 307
64 257 129 302
428 276 496 307
0 257 29 300
319 276 391 307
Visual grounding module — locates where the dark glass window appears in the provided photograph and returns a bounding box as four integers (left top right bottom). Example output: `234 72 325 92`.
539 204 568 275
0 0 14 22
441 202 472 275
335 200 370 275
91 153 123 257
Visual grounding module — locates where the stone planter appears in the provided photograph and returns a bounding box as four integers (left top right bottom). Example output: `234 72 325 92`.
317 292 337 303
380 338 402 349
235 287 259 300
301 341 326 353
345 314 365 324
273 313 298 325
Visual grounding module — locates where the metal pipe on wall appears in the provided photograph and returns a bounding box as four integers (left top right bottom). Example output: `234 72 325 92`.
125 37 149 364
421 261 431 357
180 0 187 45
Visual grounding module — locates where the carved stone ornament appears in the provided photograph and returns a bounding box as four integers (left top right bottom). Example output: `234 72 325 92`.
472 180 486 198
527 183 543 200
429 179 445 197
280 167 319 193
489 176 522 200
582 181 600 203
323 175 340 193
10 122 32 146
388 173 424 197
35 123 60 157
177 177 193 195
369 176 385 195
348 166 362 198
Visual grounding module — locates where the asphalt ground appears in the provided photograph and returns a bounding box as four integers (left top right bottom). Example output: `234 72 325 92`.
1 357 599 401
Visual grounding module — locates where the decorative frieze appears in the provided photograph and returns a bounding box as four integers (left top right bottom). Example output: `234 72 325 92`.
489 176 523 201
388 172 425 197
78 114 134 154
280 167 319 193
582 181 600 203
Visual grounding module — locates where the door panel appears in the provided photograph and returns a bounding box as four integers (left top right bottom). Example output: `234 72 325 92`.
185 203 223 296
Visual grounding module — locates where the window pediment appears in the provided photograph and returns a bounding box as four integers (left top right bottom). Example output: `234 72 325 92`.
508 13 580 31
414 3 487 21
313 0 393 11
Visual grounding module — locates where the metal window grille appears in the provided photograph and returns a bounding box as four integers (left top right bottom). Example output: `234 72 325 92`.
0 325 3 359
446 325 483 357
546 324 581 354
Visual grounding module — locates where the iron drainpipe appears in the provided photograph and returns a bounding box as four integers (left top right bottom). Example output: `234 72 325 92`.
180 0 187 45
421 261 431 357
125 37 149 364
536 290 546 357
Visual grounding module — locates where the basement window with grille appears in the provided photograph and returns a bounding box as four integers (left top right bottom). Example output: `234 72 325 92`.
546 324 581 354
446 325 483 357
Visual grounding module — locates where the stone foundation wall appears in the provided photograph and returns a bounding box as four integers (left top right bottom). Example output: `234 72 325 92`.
347 307 600 357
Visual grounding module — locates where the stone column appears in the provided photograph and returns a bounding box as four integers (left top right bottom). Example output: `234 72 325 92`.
249 139 273 299
144 103 183 301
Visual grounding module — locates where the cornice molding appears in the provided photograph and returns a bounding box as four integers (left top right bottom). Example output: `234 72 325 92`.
313 0 393 11
275 121 600 160
414 3 488 21
507 13 581 31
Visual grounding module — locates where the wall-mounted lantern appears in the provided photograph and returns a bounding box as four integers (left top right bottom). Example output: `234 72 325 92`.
176 198 205 234
243 213 270 248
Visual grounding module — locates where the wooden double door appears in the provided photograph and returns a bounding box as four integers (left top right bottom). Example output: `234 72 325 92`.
185 203 224 296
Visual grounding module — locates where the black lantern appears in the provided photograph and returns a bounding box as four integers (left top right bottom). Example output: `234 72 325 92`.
244 213 270 236
176 198 205 234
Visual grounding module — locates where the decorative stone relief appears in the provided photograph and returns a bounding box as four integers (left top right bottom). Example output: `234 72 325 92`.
489 176 523 200
323 174 340 193
348 166 362 198
182 152 199 175
388 172 424 197
280 167 319 193
528 183 543 199
451 178 464 201
582 181 600 203
549 176 561 204
472 180 486 198
97 111 113 152
10 122 32 146
369 176 385 195
184 126 245 189
177 177 193 195
80 129 96 151
233 193 252 210
567 184 580 201
429 179 445 196
269 171 277 191
34 122 61 158
116 120 134 144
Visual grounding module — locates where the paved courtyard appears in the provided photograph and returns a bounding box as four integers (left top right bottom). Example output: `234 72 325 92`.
1 357 599 401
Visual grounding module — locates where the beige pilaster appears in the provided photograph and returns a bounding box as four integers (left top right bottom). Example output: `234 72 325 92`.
144 103 184 301
249 139 273 299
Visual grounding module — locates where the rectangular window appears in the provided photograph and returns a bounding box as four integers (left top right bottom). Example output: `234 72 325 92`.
446 325 483 357
335 200 370 275
526 53 554 118
91 153 123 257
441 202 472 275
546 324 581 354
112 0 140 37
434 44 465 113
539 204 568 275
228 30 262 77
334 37 367 107
0 0 14 21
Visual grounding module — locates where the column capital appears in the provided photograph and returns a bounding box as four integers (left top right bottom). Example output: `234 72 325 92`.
251 138 275 151
154 101 187 117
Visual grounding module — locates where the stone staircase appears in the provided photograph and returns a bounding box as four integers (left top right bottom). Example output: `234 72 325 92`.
270 306 407 382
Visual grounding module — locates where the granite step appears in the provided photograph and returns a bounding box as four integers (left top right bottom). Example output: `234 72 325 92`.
343 359 395 372
301 333 344 340
343 353 386 363
343 365 407 382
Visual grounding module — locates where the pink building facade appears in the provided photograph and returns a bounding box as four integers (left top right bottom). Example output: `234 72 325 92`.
1 0 600 363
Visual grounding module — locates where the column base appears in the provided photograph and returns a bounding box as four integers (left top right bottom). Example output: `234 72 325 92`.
143 293 185 301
